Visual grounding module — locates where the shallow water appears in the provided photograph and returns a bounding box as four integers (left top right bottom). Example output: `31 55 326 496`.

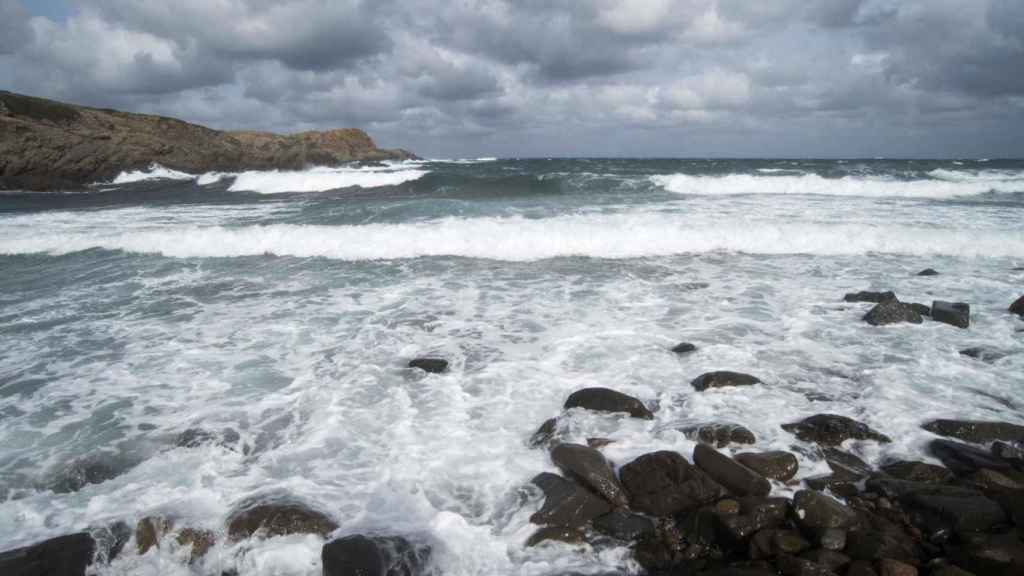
1 158 1022 575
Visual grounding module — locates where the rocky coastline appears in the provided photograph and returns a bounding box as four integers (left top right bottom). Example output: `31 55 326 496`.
1 289 1022 574
0 91 415 192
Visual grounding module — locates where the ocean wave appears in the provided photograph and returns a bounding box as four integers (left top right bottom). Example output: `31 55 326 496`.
110 164 195 184
652 172 1024 198
3 214 1021 260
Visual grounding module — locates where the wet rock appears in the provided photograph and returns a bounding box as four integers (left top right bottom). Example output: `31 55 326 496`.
227 498 338 540
49 455 129 494
868 479 1009 535
691 371 763 392
750 529 810 559
529 472 611 528
845 291 897 304
175 427 242 450
735 451 800 482
965 468 1024 491
1010 295 1024 317
90 521 131 564
917 269 939 277
948 530 1024 576
529 418 559 449
682 423 757 448
777 554 840 576
136 516 173 554
800 549 851 571
408 358 448 373
587 437 615 449
782 414 891 446
880 461 954 484
619 450 726 516
991 441 1024 465
0 533 96 576
878 558 918 576
717 497 791 541
563 387 654 419
694 444 771 497
526 526 584 547
844 523 921 565
929 439 1014 476
928 566 977 576
176 528 215 563
959 347 1007 362
672 342 698 354
824 448 873 478
863 300 924 326
550 443 629 508
931 301 970 329
805 475 860 499
322 534 431 576
819 528 847 551
908 303 932 317
592 510 655 541
847 560 880 576
922 419 1024 444
792 490 859 531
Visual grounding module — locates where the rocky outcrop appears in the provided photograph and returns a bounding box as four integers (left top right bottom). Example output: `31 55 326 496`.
782 414 891 446
0 533 96 576
0 90 414 191
563 387 654 419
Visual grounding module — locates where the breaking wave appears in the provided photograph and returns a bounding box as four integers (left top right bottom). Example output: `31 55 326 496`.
653 172 1024 198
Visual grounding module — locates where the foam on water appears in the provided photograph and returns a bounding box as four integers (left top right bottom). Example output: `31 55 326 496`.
653 171 1024 197
111 164 196 184
106 164 429 193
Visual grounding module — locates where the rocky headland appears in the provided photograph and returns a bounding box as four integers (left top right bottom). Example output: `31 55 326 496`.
0 91 415 191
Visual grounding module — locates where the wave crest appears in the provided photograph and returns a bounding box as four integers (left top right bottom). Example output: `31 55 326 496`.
653 172 1024 198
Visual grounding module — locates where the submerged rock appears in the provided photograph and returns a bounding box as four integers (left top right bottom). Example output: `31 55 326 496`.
691 371 763 392
863 300 924 326
917 269 940 277
0 533 96 576
529 472 611 528
550 443 629 508
135 517 213 563
526 526 584 547
227 498 338 540
672 342 698 354
529 418 559 449
408 358 448 374
735 451 799 482
844 291 897 304
175 427 242 450
922 419 1024 444
48 454 132 494
563 387 654 419
681 423 757 448
693 444 771 497
619 450 726 516
959 347 1007 362
932 301 970 329
322 534 431 576
1009 295 1024 316
782 414 891 446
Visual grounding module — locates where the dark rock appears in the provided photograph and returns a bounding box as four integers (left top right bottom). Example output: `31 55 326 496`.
682 423 757 448
592 510 655 541
917 269 940 277
717 497 791 541
529 418 559 449
529 472 611 528
947 530 1024 576
691 371 763 391
931 301 970 329
805 475 861 499
844 526 920 565
672 342 698 354
929 439 1014 476
750 529 810 559
694 444 771 497
408 358 448 373
49 455 128 494
322 534 430 576
959 347 1007 362
863 300 924 326
175 427 242 449
846 560 880 576
908 303 932 317
819 528 847 551
90 521 131 564
587 437 615 449
991 441 1024 465
777 554 840 576
922 420 1024 444
176 528 215 563
965 468 1023 491
782 414 891 446
1009 295 1024 317
928 565 977 576
735 451 800 482
824 448 873 478
136 516 173 554
633 535 680 572
880 461 954 484
904 490 1007 533
0 533 96 576
227 498 338 540
845 291 897 304
877 558 918 576
525 526 584 547
792 490 859 531
563 387 654 419
800 549 851 571
619 451 726 516
550 443 629 508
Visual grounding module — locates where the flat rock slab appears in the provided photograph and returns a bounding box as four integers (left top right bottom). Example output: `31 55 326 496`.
932 301 970 329
691 371 763 392
529 472 611 528
782 414 891 446
550 443 629 508
563 387 653 419
619 450 726 516
693 444 771 497
922 419 1024 444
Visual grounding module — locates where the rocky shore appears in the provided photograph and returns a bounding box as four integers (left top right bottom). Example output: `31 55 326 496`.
0 294 1021 574
0 91 415 192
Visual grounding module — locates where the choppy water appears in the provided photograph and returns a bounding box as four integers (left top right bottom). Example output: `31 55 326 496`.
1 158 1023 575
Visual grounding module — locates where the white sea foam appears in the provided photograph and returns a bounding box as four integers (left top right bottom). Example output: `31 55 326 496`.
3 214 1022 260
653 172 1024 197
227 166 428 194
110 164 195 184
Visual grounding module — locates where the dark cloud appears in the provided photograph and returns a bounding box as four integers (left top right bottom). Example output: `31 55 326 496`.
2 0 1022 157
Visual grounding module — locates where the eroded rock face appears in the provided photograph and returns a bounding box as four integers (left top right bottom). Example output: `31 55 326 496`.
321 534 431 576
782 414 891 446
226 498 338 540
0 533 96 576
0 91 415 191
691 371 763 392
550 443 629 508
619 451 726 516
563 388 654 419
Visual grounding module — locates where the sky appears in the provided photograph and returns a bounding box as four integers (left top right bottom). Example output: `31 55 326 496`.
1 0 1022 158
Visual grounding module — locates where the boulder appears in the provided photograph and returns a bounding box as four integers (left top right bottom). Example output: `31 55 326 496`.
777 554 839 576
682 423 757 448
805 475 861 499
563 388 654 419
931 301 970 329
916 269 939 277
879 461 953 484
863 300 924 326
735 451 800 482
550 443 629 508
922 419 1024 444
749 529 809 559
877 558 917 576
592 510 655 541
907 303 932 317
792 491 859 531
948 530 1024 576
619 451 726 516
672 342 698 354
691 371 763 392
227 498 338 540
846 560 880 576
525 526 584 547
322 534 430 576
799 549 851 571
0 533 96 576
782 414 891 446
717 497 791 541
818 528 847 551
823 448 873 479
693 444 771 497
843 522 920 565
529 472 611 527
408 358 448 374
929 439 1014 476
1009 295 1024 317
991 441 1024 465
845 291 897 304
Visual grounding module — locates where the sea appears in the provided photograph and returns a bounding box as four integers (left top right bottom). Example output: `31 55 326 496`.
1 158 1022 575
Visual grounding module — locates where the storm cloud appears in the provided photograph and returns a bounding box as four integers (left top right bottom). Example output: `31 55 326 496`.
1 0 1021 157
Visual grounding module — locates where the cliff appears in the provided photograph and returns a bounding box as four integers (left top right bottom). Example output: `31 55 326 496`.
0 91 416 191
